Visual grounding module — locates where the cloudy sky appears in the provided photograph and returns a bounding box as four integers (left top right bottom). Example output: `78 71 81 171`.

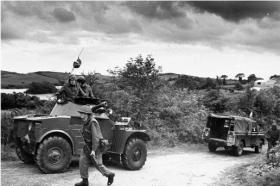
1 1 280 80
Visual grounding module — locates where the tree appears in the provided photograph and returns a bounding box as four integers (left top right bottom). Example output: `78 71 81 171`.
220 75 228 85
235 73 245 82
174 75 200 90
109 55 162 97
26 82 57 94
270 74 280 80
247 74 257 83
216 76 222 86
234 82 244 90
202 90 228 113
200 78 216 89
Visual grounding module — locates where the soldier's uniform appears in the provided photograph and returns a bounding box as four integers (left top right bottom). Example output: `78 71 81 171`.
58 75 78 101
78 84 94 98
77 76 94 98
79 117 113 178
76 106 114 186
266 124 280 157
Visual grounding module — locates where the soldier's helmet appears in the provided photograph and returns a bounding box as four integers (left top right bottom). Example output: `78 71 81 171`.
91 101 107 114
77 76 86 84
68 74 76 81
78 105 92 115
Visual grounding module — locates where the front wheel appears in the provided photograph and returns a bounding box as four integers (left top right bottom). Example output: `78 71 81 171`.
36 136 72 173
233 144 243 156
122 138 147 170
208 142 217 152
255 145 262 153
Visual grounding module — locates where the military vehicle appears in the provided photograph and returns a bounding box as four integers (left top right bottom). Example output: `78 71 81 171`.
202 113 265 156
13 97 150 173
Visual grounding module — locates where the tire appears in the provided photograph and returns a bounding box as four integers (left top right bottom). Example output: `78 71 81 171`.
36 136 72 173
255 145 262 153
233 144 243 156
208 142 217 152
16 147 34 164
122 138 147 170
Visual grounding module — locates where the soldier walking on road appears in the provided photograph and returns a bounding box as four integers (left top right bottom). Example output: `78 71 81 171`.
265 121 280 158
75 105 115 186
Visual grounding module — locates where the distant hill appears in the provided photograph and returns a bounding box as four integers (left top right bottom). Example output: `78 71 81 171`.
1 70 221 89
1 71 69 88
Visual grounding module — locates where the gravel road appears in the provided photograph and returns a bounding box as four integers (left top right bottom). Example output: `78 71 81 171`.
1 146 261 186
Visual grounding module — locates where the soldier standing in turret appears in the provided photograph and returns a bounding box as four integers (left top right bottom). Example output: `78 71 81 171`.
77 76 94 98
57 75 79 101
75 105 115 186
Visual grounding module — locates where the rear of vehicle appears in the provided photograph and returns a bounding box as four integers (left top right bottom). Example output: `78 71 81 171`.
203 114 234 152
203 114 265 156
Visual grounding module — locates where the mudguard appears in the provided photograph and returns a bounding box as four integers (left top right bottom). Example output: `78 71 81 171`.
110 129 150 154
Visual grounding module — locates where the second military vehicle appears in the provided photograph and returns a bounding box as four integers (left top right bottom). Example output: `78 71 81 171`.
13 98 150 173
202 113 265 156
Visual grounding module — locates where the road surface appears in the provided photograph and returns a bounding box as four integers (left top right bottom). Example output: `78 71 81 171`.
1 146 261 186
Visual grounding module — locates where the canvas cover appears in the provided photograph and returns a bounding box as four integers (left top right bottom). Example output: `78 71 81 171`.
234 119 252 133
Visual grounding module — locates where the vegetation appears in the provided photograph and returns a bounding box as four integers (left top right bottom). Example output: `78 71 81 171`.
2 55 279 147
218 144 280 186
26 81 57 94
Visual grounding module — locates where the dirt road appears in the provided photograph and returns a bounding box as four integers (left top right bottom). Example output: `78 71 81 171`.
1 146 261 186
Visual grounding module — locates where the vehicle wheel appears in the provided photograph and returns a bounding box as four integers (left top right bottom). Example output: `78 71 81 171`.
16 147 34 164
36 136 72 173
122 138 147 170
255 145 262 153
208 143 217 152
233 144 243 156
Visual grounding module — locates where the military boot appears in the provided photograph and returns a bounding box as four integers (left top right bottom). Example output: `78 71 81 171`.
107 173 115 186
75 178 88 186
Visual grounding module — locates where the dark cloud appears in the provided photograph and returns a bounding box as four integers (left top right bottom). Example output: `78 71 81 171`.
189 1 280 22
2 1 280 55
124 1 186 19
1 27 22 40
53 8 75 22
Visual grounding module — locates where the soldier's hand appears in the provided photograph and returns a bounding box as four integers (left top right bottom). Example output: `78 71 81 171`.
90 151 95 156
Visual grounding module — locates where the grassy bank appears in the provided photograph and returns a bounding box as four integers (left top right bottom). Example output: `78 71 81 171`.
217 146 280 186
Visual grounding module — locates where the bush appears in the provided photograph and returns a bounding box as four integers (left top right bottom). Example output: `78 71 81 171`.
1 93 16 109
1 93 44 109
26 81 57 94
234 82 244 90
200 78 216 89
174 75 202 90
202 90 228 113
